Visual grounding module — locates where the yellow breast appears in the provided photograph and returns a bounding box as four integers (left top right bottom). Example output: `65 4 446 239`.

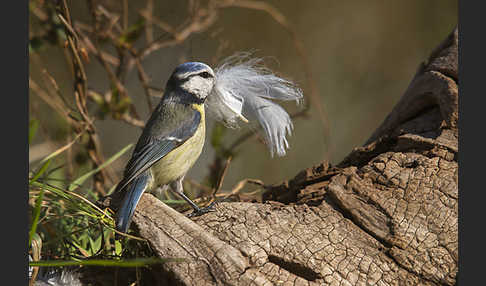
149 104 205 188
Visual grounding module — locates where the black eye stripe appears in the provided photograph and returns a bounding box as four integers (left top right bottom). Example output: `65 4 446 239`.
198 71 213 78
177 71 213 81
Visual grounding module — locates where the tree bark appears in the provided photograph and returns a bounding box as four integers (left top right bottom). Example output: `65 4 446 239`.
130 27 458 285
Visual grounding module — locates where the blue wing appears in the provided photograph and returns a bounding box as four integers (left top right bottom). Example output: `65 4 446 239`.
115 171 150 232
116 107 201 193
115 137 178 193
115 105 201 232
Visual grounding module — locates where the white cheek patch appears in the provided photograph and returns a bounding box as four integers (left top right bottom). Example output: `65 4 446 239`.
182 77 213 98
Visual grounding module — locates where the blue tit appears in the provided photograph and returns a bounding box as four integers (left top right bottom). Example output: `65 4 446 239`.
115 62 216 233
115 54 304 233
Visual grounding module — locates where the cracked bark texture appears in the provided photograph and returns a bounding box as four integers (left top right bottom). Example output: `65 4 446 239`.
130 27 458 285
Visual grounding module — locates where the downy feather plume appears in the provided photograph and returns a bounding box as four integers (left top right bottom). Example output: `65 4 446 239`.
206 53 303 156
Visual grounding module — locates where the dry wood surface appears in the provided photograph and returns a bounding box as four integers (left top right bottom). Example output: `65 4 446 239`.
125 28 458 286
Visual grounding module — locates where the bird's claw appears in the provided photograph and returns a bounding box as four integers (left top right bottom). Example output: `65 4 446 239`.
187 201 217 218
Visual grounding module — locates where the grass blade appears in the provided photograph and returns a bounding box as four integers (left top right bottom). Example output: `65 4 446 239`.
29 119 39 145
29 159 51 185
68 143 133 191
38 132 83 165
29 257 184 267
161 200 186 204
29 186 45 247
30 181 111 221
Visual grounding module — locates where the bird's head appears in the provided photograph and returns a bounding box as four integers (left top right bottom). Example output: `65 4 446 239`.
167 62 215 102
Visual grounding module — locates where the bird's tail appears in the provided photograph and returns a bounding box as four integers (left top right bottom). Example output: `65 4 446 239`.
116 171 150 233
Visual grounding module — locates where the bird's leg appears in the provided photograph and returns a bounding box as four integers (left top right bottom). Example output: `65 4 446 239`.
186 200 217 217
169 177 215 217
152 185 168 199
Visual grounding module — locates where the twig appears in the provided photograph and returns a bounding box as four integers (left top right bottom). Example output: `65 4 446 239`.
134 4 218 67
41 69 75 111
120 113 145 128
122 0 128 31
86 1 142 123
66 133 74 181
96 4 123 35
211 156 232 197
128 48 154 112
143 0 154 44
57 0 111 195
148 85 165 93
37 127 87 165
220 178 265 201
75 23 120 66
138 9 176 35
57 14 81 44
29 78 75 126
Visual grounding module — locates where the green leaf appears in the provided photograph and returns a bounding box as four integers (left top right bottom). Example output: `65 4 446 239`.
29 37 45 54
70 240 90 257
118 18 145 45
55 26 67 41
103 228 113 251
89 90 105 105
106 184 118 196
89 235 102 255
114 96 133 114
29 119 39 145
115 240 122 256
68 143 133 191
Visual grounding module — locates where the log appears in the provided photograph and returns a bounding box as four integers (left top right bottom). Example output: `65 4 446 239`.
130 27 458 286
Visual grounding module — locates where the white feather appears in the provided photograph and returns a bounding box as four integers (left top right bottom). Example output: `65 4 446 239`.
206 53 303 156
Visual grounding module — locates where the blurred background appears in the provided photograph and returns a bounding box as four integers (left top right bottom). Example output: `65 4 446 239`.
29 0 457 194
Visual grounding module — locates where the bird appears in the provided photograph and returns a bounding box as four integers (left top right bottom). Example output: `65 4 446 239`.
115 62 216 233
114 54 304 233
